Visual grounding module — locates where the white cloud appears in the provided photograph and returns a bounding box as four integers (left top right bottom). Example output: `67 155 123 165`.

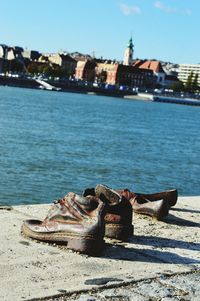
184 9 192 16
154 1 192 16
154 1 177 13
120 3 141 15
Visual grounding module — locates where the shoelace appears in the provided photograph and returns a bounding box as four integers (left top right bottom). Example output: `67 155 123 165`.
54 198 65 205
55 195 92 220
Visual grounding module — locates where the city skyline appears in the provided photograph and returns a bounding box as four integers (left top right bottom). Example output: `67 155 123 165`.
0 0 199 64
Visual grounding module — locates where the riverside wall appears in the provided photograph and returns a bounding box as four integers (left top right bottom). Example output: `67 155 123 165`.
0 76 133 98
0 196 199 300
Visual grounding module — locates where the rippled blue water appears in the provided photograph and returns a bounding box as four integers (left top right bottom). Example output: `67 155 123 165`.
0 86 200 205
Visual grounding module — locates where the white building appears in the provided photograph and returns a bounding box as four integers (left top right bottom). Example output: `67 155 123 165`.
178 64 200 85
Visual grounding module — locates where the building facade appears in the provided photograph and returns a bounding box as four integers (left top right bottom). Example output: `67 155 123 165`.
95 61 155 88
48 53 76 77
22 50 41 61
75 60 97 82
178 64 200 85
132 60 166 86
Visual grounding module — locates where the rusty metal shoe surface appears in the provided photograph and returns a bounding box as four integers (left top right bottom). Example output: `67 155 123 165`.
116 188 175 220
130 196 169 220
83 184 133 241
116 188 178 208
21 192 106 256
134 189 178 207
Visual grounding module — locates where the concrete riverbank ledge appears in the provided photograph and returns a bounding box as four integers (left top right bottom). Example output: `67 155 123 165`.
0 196 199 301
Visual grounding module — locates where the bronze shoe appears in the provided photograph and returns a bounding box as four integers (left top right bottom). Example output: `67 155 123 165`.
129 196 169 220
22 192 106 256
83 184 133 241
101 187 170 220
116 188 178 220
116 188 178 207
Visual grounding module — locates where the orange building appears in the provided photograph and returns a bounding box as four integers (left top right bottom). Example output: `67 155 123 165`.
132 60 166 85
75 60 96 82
96 62 155 88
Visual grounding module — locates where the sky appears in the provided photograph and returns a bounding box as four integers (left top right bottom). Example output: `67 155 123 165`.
0 0 199 64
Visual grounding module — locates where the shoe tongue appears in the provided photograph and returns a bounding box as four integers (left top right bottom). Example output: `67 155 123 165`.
65 192 99 212
77 195 99 211
45 199 65 221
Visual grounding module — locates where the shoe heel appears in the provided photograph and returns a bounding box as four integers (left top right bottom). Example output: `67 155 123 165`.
105 224 134 241
67 236 105 256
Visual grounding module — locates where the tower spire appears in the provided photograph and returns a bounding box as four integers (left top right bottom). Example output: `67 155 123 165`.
123 35 134 65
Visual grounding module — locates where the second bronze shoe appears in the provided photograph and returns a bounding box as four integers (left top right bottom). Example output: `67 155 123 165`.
129 196 169 220
116 188 178 208
83 184 133 241
116 188 178 220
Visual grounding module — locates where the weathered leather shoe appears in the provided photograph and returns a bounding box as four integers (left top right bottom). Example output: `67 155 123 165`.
135 189 178 207
129 196 169 220
116 189 178 207
83 184 133 241
22 192 106 256
116 188 178 220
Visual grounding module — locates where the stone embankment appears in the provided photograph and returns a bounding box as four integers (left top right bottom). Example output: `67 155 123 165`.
0 76 133 98
0 196 199 301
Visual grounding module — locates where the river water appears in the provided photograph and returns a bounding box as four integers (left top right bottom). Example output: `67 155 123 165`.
0 86 200 205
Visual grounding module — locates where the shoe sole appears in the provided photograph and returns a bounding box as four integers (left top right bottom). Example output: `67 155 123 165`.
21 221 105 256
105 223 134 241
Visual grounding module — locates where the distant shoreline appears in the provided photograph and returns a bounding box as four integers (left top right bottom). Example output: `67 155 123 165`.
0 76 134 98
1 75 200 106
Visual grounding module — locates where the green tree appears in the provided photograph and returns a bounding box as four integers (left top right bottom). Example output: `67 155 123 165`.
185 71 194 92
185 72 199 92
192 73 199 91
27 62 39 74
10 59 24 73
43 65 53 76
170 81 185 92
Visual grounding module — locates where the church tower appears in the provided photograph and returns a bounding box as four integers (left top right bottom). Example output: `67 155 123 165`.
123 36 134 65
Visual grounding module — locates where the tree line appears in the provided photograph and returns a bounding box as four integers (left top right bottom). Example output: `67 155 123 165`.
171 72 199 93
